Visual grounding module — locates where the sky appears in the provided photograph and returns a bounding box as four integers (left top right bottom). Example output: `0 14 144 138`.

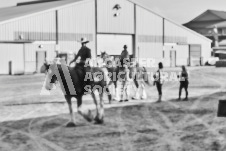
136 0 226 24
1 0 226 24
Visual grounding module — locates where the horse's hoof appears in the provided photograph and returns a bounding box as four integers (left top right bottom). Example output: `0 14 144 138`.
94 116 98 122
94 117 104 124
84 115 93 122
66 122 76 127
85 110 93 122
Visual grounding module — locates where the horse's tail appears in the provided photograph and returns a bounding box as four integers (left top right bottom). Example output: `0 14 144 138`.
143 67 151 86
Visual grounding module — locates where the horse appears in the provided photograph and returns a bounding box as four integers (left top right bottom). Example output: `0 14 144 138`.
43 59 112 126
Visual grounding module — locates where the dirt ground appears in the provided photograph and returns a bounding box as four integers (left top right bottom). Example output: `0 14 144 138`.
0 66 226 151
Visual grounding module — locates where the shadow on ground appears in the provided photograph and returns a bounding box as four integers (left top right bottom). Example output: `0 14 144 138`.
1 91 226 151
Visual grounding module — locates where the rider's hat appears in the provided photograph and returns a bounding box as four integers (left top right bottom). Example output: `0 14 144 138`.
123 45 127 48
78 37 89 44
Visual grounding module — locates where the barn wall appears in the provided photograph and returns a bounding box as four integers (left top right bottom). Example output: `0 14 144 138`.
57 0 96 57
97 0 134 34
136 6 163 67
0 0 213 75
186 31 212 65
0 44 24 74
164 20 188 44
0 11 56 41
176 45 189 66
164 20 212 65
24 43 55 73
163 45 173 67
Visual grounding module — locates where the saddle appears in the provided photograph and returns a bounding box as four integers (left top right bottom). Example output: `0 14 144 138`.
74 63 93 94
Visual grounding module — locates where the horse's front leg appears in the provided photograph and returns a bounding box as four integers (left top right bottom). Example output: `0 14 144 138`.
65 95 76 127
77 95 93 122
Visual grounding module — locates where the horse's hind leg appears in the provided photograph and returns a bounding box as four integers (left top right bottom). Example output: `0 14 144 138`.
65 95 76 127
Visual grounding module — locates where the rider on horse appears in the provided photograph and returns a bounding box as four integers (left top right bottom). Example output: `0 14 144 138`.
69 37 92 90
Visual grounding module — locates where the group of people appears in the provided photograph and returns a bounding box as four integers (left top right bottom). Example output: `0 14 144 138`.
67 37 189 102
153 62 189 102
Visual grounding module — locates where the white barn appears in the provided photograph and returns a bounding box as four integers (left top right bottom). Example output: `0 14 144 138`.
0 0 212 74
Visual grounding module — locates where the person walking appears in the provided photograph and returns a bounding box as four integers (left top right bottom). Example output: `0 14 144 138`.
178 65 189 100
120 45 130 68
153 62 164 102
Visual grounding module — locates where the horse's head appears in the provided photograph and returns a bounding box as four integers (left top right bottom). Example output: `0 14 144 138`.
100 51 115 67
43 62 58 90
100 51 108 59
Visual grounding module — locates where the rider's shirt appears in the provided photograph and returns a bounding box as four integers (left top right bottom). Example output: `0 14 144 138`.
75 46 91 63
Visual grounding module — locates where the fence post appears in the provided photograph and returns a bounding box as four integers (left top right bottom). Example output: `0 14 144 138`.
9 61 12 75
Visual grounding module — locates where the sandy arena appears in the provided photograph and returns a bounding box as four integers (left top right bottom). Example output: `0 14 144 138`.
0 66 226 151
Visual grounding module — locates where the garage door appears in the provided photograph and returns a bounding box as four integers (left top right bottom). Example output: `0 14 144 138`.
0 44 24 75
189 44 201 66
97 34 133 56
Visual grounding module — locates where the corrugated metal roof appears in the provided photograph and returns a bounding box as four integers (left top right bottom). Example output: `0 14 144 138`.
208 10 226 20
185 9 226 25
0 0 83 22
184 21 226 29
